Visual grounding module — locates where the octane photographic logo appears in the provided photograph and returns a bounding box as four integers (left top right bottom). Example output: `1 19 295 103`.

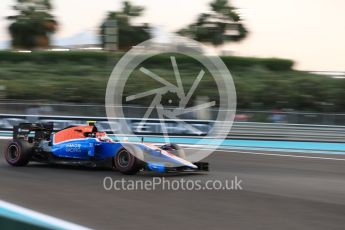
105 35 236 166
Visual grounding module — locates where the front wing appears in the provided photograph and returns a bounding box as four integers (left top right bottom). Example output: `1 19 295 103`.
145 162 209 173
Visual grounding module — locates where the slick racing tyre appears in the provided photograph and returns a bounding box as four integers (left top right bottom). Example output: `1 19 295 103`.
114 148 143 175
160 143 186 159
4 140 33 166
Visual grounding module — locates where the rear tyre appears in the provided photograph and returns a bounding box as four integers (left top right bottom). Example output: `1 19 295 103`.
4 140 33 166
161 143 186 159
114 148 143 175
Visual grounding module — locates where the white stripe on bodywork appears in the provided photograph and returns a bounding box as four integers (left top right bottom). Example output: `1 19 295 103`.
141 143 197 168
53 137 100 145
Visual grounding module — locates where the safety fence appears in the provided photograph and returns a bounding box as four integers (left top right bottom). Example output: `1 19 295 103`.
1 101 345 125
0 114 344 142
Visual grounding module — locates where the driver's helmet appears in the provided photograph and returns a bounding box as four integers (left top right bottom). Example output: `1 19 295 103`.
96 132 113 142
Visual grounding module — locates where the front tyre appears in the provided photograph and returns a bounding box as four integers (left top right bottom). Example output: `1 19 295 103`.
4 140 33 166
114 148 143 175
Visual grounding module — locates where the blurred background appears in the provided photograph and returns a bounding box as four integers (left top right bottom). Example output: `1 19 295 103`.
0 0 344 140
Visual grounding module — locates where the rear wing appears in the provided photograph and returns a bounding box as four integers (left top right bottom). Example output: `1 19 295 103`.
13 123 54 142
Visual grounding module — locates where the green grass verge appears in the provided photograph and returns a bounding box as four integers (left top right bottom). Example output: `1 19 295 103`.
0 51 344 112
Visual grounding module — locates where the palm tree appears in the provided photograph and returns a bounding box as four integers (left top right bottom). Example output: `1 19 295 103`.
100 1 151 51
7 0 58 49
178 0 248 47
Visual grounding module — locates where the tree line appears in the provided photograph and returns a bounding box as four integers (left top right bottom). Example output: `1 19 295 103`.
7 0 248 50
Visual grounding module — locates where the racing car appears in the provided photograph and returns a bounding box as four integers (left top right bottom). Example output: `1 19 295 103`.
3 122 208 175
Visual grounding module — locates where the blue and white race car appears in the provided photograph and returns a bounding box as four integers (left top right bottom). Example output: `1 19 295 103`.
3 122 208 174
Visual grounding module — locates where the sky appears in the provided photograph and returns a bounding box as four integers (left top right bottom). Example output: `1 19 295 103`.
0 0 344 71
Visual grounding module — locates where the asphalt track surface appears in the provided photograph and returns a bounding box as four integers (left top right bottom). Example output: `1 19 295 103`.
0 139 345 230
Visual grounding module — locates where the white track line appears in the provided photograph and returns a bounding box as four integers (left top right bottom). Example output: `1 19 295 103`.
2 137 344 161
184 147 345 161
0 200 91 230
